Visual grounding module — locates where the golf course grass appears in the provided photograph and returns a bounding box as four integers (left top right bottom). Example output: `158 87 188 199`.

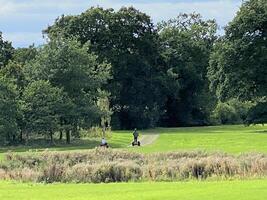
1 125 267 159
1 125 267 200
139 124 267 153
1 180 267 200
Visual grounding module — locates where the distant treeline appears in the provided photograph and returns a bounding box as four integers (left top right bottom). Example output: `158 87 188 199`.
0 0 266 144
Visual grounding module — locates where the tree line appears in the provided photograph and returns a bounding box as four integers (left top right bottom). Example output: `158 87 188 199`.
0 0 266 144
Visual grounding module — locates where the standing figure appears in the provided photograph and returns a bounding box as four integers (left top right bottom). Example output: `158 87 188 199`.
132 128 140 146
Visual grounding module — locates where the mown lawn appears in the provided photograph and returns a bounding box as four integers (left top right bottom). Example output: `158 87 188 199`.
1 180 267 200
0 125 266 159
139 125 267 153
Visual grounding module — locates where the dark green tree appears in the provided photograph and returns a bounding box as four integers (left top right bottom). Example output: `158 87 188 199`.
158 13 218 126
0 77 19 143
12 45 38 66
0 32 14 68
22 80 66 143
24 38 110 143
208 0 267 101
44 7 163 129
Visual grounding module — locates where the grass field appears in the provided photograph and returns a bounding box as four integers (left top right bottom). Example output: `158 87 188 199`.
1 125 267 199
1 180 267 200
1 125 267 159
139 125 267 153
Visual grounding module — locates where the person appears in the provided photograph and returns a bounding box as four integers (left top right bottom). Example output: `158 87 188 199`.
133 128 139 143
100 137 108 147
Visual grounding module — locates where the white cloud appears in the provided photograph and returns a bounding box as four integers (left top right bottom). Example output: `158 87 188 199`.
0 0 242 47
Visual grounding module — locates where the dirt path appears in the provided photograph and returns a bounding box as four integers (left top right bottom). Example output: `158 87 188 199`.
139 133 159 146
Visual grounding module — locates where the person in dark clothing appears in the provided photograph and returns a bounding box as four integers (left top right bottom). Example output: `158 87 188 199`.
133 128 139 143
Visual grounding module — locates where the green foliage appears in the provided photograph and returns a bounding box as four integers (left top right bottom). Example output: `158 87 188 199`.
22 80 67 142
23 38 111 142
208 0 267 101
158 13 218 126
246 99 267 125
0 32 14 68
0 77 19 143
44 7 163 129
212 99 254 124
0 61 26 93
12 45 38 66
212 102 239 124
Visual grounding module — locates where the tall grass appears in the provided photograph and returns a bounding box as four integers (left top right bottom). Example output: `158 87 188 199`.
1 148 267 183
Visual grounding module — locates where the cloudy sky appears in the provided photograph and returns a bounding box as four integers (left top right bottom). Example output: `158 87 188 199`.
0 0 242 48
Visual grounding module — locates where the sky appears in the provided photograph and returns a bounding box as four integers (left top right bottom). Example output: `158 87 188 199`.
0 0 242 48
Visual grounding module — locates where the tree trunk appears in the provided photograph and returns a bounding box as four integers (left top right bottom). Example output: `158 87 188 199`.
66 130 71 144
59 130 63 140
50 131 54 144
19 130 23 142
25 132 29 145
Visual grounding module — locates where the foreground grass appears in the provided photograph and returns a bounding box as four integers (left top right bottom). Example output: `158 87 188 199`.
1 180 267 200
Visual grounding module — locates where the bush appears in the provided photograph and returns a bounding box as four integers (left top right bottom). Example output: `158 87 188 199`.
211 99 253 125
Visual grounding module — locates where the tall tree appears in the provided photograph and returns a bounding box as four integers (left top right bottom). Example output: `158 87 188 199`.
0 32 14 68
24 38 110 143
158 13 218 126
44 7 163 129
22 80 66 143
208 0 267 101
208 0 267 124
0 77 19 143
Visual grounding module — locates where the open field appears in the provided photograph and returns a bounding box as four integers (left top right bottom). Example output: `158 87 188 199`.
1 125 267 199
1 180 267 200
139 125 267 153
1 125 266 159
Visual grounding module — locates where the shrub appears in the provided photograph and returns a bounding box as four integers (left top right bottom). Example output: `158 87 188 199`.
212 102 238 124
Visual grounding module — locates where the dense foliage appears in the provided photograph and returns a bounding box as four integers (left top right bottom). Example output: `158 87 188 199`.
208 0 267 124
0 0 266 145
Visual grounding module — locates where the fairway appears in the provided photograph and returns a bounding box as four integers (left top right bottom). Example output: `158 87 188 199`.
1 180 267 200
1 125 267 158
139 125 267 153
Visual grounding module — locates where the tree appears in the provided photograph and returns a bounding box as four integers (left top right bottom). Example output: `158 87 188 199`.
208 0 267 101
24 38 110 143
0 77 19 143
22 80 67 143
158 13 218 126
44 7 163 129
0 32 14 68
208 0 267 124
245 98 267 125
12 45 38 66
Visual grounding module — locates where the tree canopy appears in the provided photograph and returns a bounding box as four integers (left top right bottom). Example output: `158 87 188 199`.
0 0 266 145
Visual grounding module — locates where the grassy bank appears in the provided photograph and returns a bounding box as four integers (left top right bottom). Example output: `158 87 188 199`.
1 180 267 200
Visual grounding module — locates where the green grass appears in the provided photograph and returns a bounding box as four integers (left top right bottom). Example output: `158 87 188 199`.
138 124 267 153
1 125 266 159
0 131 131 160
1 180 267 200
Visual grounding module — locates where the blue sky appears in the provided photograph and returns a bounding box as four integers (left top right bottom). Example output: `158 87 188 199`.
0 0 242 48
